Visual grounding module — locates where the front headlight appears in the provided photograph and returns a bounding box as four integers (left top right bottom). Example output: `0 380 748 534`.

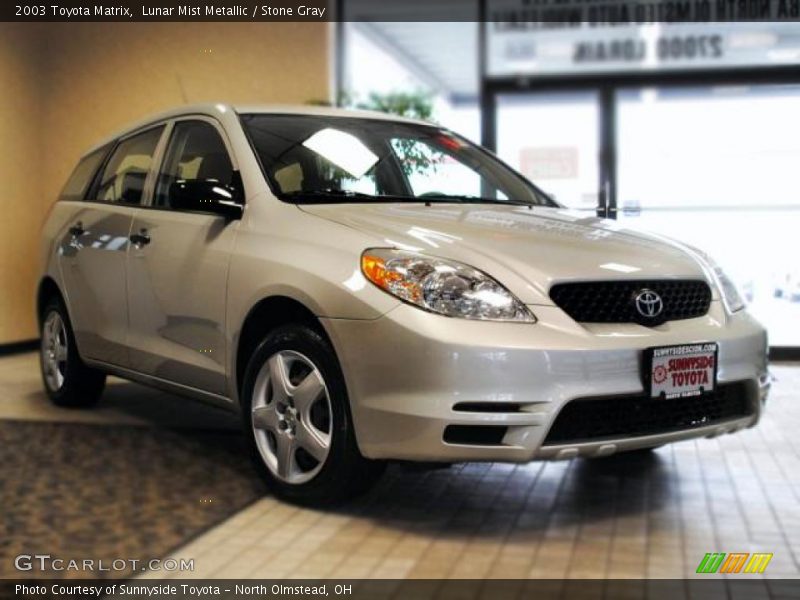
712 264 745 313
361 248 536 322
683 244 746 314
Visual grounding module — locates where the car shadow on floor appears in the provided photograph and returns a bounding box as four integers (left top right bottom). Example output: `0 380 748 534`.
333 451 672 541
102 379 244 430
18 378 242 430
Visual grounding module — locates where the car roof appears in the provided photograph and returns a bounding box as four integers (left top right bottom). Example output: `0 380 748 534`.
83 102 435 156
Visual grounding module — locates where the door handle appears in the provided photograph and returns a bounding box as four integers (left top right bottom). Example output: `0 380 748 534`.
68 222 85 237
130 229 151 248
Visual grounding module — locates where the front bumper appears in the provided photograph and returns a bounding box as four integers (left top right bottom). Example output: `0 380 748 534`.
321 300 769 462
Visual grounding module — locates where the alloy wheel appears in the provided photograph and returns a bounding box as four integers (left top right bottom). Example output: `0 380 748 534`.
42 311 68 392
251 350 333 484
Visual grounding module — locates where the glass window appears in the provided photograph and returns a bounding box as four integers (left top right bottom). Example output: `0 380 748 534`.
390 138 481 198
154 121 234 209
496 92 600 212
241 114 551 207
342 22 481 143
617 84 800 347
90 127 164 205
61 145 110 202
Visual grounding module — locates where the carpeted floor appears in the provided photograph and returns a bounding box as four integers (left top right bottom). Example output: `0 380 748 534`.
0 421 265 579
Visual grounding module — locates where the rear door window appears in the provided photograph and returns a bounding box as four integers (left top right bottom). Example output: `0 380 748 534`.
90 126 165 205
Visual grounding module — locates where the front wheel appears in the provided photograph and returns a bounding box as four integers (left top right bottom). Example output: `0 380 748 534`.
241 324 384 505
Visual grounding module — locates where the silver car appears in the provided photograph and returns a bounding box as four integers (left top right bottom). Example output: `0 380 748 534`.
38 104 770 504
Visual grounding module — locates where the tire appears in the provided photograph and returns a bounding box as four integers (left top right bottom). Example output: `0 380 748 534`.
241 324 385 505
39 298 106 408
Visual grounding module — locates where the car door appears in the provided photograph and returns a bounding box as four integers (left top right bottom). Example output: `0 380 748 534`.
59 125 166 367
125 118 240 396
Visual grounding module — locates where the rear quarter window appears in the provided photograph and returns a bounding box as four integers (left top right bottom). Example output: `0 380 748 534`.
60 145 110 202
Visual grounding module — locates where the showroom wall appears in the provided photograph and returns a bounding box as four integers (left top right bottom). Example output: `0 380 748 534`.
0 25 44 346
0 22 331 345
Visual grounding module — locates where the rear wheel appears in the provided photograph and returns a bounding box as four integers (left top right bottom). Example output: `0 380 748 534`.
39 299 106 407
241 324 384 505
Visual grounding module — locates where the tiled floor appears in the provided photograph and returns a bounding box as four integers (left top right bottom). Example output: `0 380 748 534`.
1 352 799 580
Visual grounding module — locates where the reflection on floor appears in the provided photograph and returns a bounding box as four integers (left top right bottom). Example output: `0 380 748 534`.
1 353 798 580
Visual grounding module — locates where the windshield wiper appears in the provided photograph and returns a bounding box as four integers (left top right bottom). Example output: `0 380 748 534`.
418 194 533 207
281 190 421 204
281 190 535 207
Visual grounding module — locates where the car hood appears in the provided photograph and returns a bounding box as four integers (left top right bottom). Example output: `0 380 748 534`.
299 203 714 305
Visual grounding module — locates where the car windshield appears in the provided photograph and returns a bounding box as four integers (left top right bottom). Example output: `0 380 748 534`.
240 114 555 206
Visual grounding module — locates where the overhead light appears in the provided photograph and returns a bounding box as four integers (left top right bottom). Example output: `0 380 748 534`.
302 128 378 179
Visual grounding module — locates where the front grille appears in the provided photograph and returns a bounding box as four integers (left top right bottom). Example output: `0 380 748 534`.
542 382 753 446
549 280 712 326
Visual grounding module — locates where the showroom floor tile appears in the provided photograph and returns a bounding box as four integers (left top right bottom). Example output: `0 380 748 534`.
1 352 798 581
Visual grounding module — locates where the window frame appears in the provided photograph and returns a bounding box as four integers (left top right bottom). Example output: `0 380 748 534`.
142 115 241 213
83 123 169 207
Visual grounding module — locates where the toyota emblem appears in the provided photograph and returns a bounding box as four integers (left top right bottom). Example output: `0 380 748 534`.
634 289 664 319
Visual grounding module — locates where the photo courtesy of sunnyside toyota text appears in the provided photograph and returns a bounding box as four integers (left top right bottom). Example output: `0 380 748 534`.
1 1 799 598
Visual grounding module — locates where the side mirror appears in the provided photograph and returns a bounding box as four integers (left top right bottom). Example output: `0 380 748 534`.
169 179 244 220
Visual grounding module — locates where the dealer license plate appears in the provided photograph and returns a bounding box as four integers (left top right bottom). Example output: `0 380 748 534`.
646 343 718 399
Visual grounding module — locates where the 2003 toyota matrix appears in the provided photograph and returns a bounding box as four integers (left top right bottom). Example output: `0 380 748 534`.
38 104 770 504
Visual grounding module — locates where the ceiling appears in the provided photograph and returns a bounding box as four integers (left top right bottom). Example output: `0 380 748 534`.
344 0 480 100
